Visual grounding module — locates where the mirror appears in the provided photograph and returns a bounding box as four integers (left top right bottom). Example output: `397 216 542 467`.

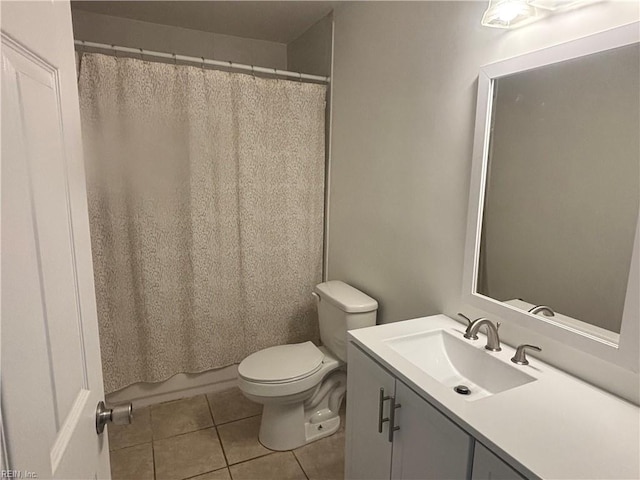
464 23 640 371
478 43 639 343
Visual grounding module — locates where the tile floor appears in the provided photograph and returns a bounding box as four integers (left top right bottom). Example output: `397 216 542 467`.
108 387 346 480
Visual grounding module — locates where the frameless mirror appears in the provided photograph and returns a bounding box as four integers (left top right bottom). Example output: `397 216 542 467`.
464 23 640 371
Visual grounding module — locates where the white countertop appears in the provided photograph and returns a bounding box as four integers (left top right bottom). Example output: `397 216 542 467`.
348 315 640 480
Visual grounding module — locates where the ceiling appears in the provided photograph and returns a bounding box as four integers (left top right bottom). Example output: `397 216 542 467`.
71 1 336 44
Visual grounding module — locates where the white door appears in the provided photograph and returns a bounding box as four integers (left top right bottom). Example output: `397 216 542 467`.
1 1 110 478
391 381 473 480
345 343 395 480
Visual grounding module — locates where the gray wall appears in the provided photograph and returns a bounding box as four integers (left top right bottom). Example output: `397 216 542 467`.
482 46 639 333
287 13 334 280
328 1 639 402
71 9 287 69
288 13 333 76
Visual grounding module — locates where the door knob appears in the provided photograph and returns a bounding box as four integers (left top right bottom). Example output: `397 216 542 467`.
96 401 133 434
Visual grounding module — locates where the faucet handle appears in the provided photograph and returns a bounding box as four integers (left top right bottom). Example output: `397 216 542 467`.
496 321 501 331
511 344 542 366
457 312 472 327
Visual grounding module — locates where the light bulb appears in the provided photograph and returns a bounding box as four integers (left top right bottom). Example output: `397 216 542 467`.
481 0 538 28
498 3 523 21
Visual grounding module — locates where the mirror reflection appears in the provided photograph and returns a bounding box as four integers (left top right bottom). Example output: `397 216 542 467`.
478 44 639 341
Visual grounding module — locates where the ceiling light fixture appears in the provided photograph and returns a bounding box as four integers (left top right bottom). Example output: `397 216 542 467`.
481 0 604 29
528 0 602 11
481 0 539 29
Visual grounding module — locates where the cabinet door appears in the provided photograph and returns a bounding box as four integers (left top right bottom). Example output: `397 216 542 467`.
391 381 474 480
346 342 396 480
472 443 524 480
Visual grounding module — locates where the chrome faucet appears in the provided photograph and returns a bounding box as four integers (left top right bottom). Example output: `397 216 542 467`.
461 316 501 352
528 305 555 317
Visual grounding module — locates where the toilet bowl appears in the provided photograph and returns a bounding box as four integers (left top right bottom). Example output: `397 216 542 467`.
237 281 378 451
238 343 343 451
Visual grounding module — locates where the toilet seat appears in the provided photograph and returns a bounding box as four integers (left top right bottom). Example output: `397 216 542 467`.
238 345 342 399
239 341 324 384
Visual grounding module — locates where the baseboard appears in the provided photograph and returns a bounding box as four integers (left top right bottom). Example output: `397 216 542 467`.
106 364 239 408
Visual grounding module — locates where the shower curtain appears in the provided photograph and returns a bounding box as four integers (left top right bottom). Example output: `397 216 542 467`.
79 53 326 393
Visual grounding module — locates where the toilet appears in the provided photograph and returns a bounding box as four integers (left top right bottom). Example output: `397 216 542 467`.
237 280 378 451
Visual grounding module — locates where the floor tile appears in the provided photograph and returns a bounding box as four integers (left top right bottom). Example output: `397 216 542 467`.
107 392 347 480
294 428 345 480
206 387 262 425
109 406 152 451
188 467 231 480
151 395 214 440
229 452 306 480
154 428 226 480
110 442 154 480
216 415 271 465
294 402 346 480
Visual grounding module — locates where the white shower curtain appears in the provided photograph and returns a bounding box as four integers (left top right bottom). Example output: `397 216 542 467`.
79 53 326 393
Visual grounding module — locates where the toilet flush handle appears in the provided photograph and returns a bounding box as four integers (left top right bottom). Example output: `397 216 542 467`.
311 292 320 303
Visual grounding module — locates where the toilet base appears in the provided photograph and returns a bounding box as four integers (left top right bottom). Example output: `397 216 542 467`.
256 370 346 451
258 404 342 451
304 411 341 444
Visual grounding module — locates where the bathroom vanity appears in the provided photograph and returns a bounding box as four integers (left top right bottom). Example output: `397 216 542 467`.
344 22 640 480
344 315 640 480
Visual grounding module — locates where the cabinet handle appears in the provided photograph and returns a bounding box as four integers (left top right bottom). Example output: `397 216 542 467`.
378 388 391 433
388 398 401 443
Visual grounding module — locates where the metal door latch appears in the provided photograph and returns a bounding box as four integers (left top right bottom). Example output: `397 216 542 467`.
96 401 133 434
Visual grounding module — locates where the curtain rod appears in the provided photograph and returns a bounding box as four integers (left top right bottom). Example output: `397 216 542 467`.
74 40 330 83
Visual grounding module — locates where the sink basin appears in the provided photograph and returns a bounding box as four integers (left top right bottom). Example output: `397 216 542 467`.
384 329 536 400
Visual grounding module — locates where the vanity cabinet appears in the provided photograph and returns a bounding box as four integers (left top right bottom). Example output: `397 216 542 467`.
346 343 474 480
345 339 396 479
471 443 524 480
347 314 640 480
390 381 473 479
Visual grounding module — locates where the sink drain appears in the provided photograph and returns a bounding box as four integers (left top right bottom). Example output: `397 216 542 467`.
454 385 471 395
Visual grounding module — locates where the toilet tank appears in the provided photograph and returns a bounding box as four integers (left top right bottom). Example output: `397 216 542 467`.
314 281 378 362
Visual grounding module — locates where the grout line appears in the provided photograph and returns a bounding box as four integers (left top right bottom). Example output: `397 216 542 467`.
214 413 262 427
108 441 152 454
292 450 310 480
151 394 214 442
226 451 276 467
214 426 231 467
109 438 150 452
181 466 230 480
204 390 262 427
108 409 153 452
151 439 157 480
204 392 217 425
153 425 216 443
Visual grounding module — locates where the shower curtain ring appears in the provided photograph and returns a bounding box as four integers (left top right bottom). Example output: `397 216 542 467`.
251 64 255 78
112 44 118 58
139 48 144 61
299 72 303 82
201 57 205 69
173 53 177 65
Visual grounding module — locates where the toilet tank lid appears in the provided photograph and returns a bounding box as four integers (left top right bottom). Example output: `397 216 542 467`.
314 281 378 313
